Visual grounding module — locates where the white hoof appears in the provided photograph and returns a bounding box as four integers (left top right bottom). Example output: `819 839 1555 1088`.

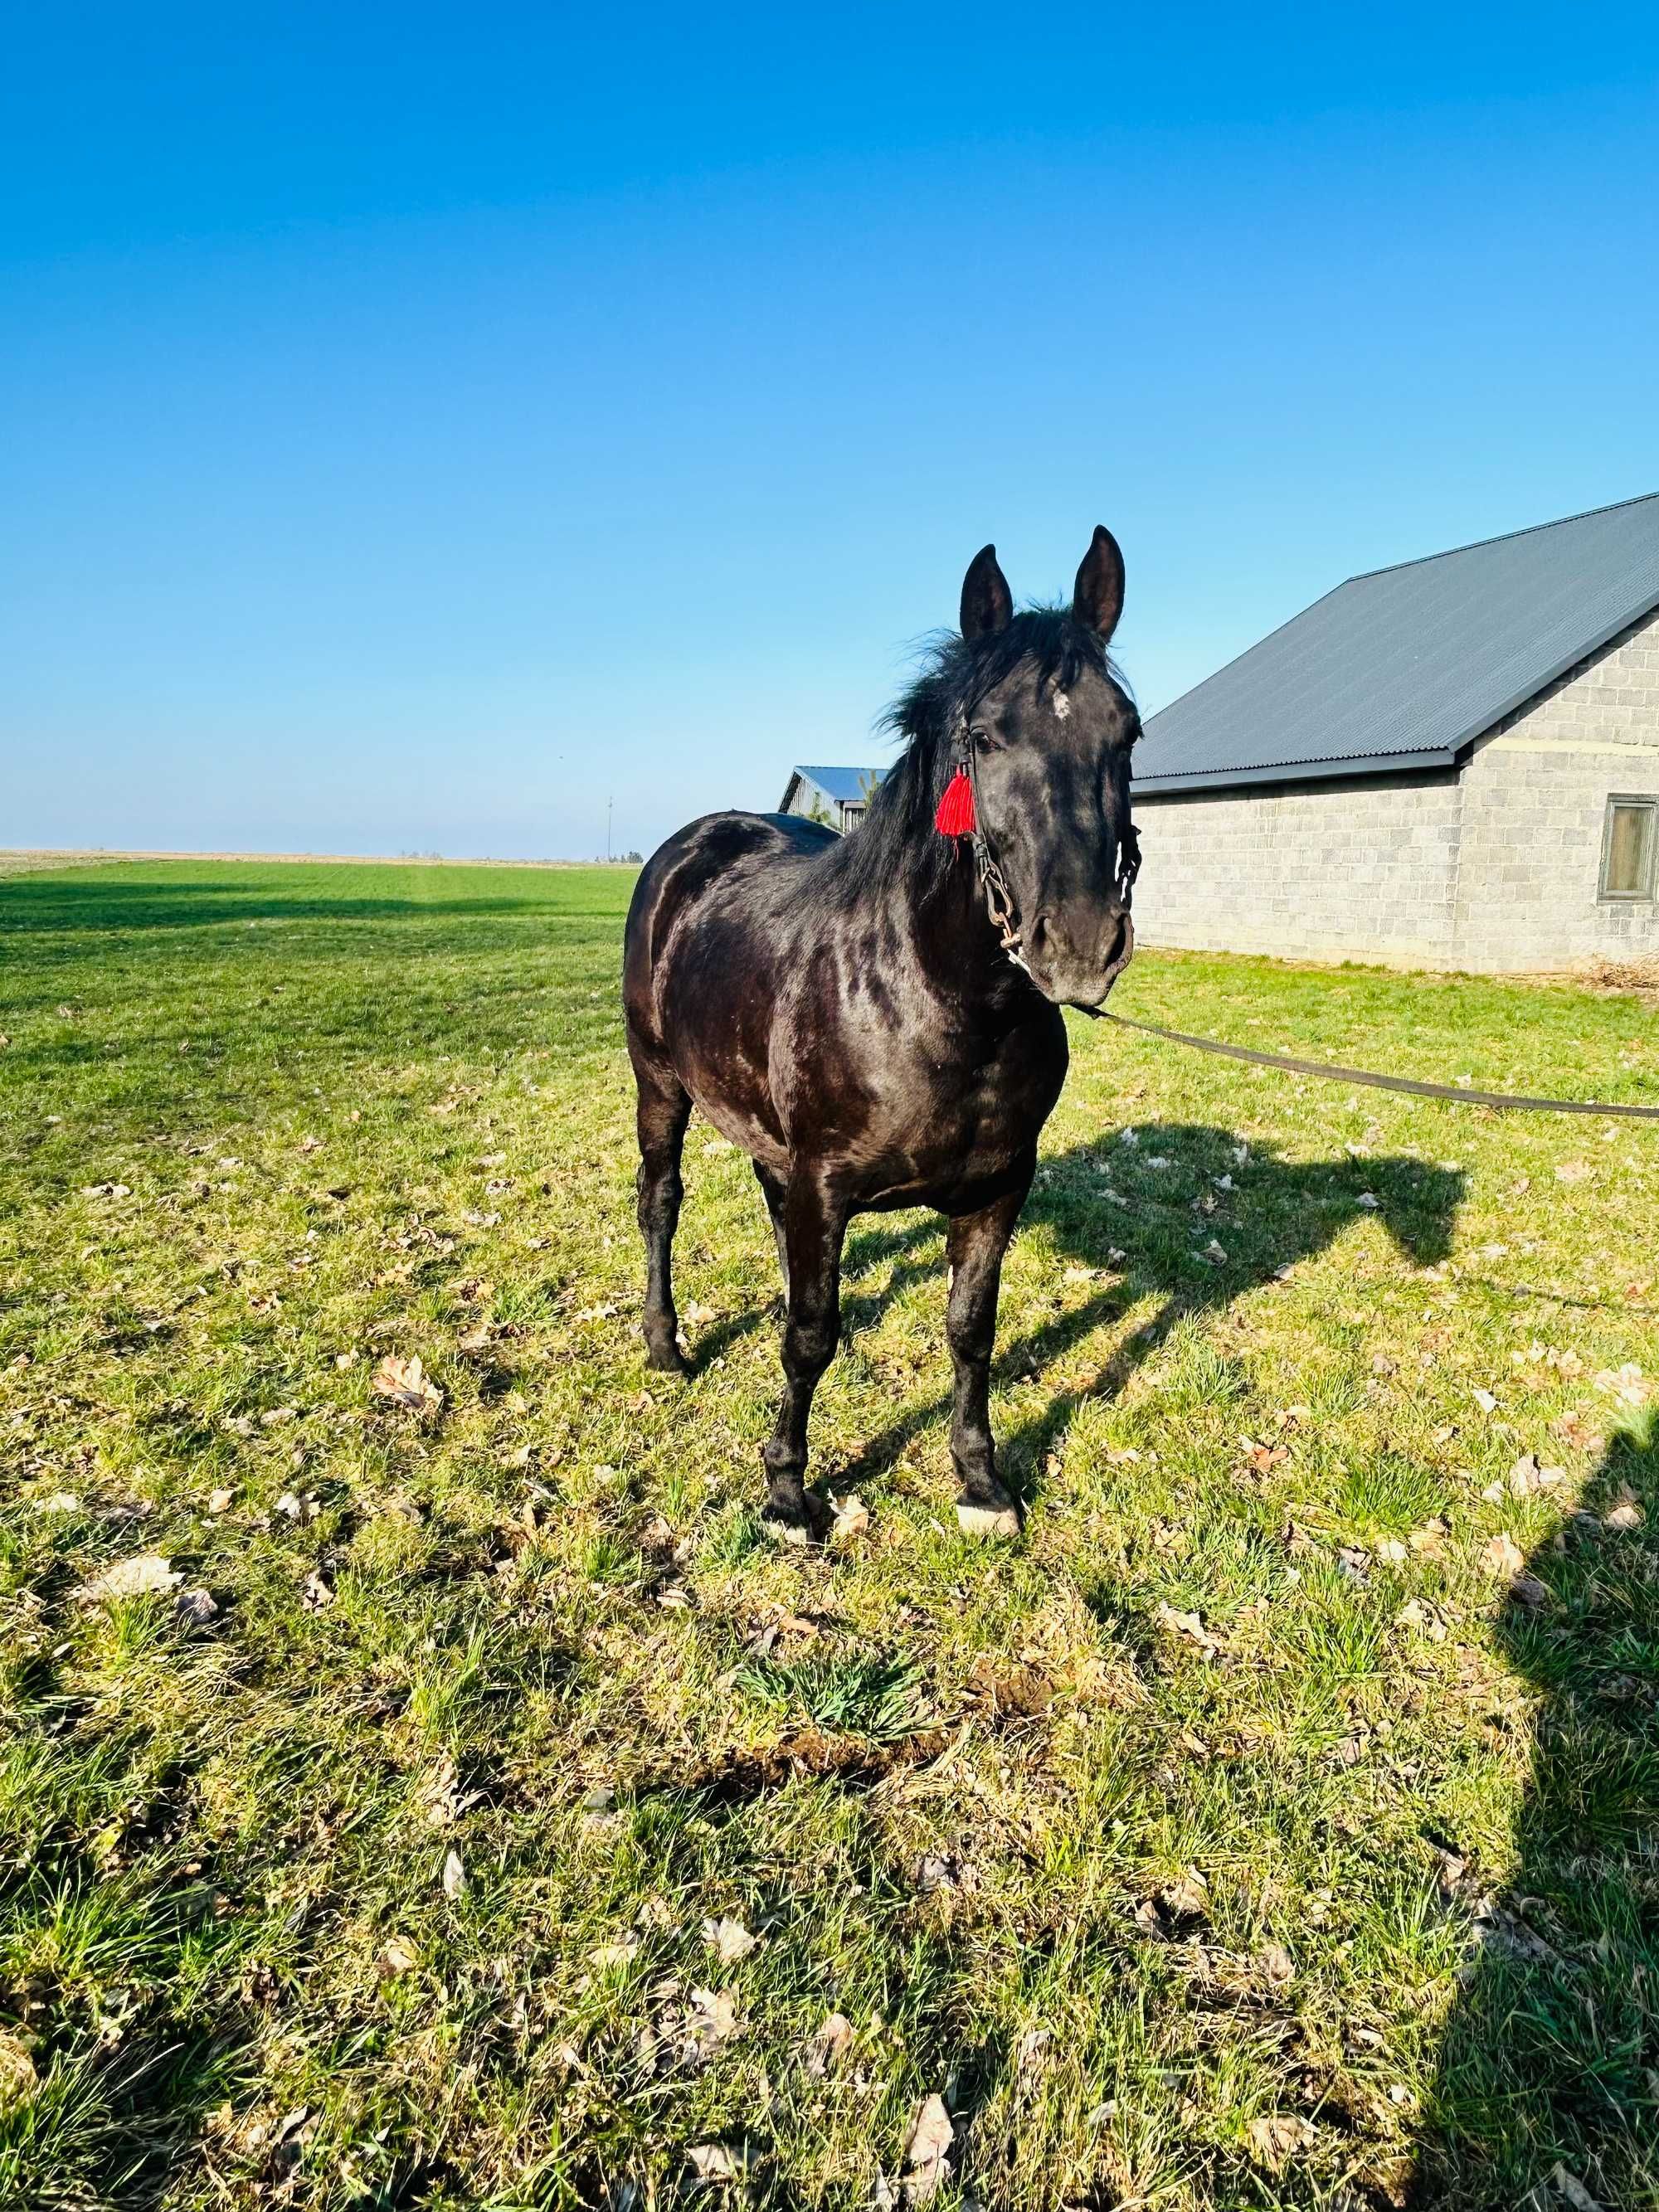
956 1500 1021 1539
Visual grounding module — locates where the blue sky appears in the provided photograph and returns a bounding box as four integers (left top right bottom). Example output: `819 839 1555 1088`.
4 5 1657 860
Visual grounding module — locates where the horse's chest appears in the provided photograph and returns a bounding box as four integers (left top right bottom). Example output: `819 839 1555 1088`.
939 1038 1058 1150
851 1018 1065 1202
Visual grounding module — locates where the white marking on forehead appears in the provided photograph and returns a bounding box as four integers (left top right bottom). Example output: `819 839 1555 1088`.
1051 689 1072 720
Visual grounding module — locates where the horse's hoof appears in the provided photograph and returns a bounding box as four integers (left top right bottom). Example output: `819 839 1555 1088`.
645 1341 690 1376
956 1497 1022 1539
761 1510 813 1548
761 1487 830 1546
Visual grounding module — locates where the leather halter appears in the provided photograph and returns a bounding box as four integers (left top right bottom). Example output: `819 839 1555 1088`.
950 712 1141 976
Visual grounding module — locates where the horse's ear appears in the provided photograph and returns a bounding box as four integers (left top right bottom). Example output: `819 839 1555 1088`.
960 544 1013 639
1072 524 1125 641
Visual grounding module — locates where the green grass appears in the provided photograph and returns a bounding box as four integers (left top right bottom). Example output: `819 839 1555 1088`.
1 856 1656 2210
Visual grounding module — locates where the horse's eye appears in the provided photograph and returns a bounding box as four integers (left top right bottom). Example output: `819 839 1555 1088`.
969 725 995 749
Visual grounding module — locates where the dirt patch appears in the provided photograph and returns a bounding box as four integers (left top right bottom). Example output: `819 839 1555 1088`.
1579 953 1659 1002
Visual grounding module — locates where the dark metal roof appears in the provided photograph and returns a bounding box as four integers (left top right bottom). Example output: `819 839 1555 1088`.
1134 492 1659 795
786 764 888 805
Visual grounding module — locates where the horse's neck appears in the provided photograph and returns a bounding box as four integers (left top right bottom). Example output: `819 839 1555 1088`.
889 845 1034 1033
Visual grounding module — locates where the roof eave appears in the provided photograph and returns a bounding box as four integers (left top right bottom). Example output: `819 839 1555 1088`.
1133 748 1459 797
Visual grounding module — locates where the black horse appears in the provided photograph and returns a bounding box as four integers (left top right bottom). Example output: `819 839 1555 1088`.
623 531 1141 1541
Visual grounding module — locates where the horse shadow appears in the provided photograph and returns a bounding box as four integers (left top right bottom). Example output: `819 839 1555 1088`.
819 1122 1465 1501
1413 1417 1659 2210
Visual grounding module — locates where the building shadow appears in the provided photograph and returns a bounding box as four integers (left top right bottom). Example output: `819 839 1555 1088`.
1413 1417 1659 2210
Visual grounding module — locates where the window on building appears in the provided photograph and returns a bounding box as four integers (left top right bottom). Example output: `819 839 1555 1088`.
1601 796 1657 900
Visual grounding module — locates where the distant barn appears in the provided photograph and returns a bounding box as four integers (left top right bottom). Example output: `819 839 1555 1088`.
778 765 888 834
1132 493 1659 972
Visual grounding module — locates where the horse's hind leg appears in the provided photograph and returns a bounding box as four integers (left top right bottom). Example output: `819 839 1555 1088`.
760 1175 846 1543
945 1179 1029 1539
634 1064 693 1374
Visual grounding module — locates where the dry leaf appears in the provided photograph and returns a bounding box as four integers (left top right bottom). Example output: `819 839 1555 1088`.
805 2010 854 2077
1258 1941 1296 1985
1157 1872 1209 1922
588 1937 640 1972
207 1486 235 1514
1604 1495 1645 1531
1472 1388 1499 1414
1508 1453 1543 1496
1550 2163 1605 2212
1593 1364 1651 1408
1247 2113 1316 2169
685 1986 739 2046
440 1847 465 1898
1481 1533 1526 1578
701 1915 757 1964
1508 1573 1550 1609
372 1354 443 1416
686 2142 740 2184
1395 1597 1447 1641
378 1937 420 1978
1155 1602 1218 1658
175 1586 219 1626
830 1491 870 1542
1239 1437 1289 1476
76 1553 181 1604
902 2093 954 2203
0 2029 37 2113
301 1571 334 1610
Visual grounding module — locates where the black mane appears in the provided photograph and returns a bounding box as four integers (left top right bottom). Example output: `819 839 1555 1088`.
828 606 1120 907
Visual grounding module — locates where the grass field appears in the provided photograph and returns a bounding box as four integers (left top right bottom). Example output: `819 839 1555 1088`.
1 858 1655 2212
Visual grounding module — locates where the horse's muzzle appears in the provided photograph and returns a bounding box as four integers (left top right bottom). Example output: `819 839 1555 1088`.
1027 906 1135 1009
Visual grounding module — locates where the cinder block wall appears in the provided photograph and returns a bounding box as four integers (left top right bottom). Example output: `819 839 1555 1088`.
1130 769 1464 967
1131 607 1659 973
1452 607 1659 970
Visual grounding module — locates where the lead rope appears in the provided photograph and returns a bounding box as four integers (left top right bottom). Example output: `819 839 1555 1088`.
937 729 1652 1120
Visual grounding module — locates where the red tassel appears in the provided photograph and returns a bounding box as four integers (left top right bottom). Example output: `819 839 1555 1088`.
934 767 975 837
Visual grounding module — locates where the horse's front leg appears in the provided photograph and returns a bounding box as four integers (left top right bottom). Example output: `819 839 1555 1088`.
946 1179 1030 1538
760 1176 847 1543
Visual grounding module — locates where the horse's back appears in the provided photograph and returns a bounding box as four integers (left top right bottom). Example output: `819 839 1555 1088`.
624 810 834 1055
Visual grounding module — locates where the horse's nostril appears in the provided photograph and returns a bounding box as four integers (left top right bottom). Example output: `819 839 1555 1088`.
1107 910 1134 968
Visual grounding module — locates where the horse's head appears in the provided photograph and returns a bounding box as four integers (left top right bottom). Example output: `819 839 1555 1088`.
952 528 1139 1009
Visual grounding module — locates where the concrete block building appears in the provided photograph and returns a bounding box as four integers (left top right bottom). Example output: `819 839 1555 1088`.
1131 493 1659 972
